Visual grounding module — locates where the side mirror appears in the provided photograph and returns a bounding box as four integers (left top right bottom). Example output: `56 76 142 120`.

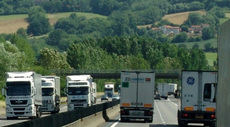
31 87 36 96
1 88 5 97
64 87 67 95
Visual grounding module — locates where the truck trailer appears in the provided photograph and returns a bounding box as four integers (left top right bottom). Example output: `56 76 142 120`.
2 72 42 119
120 71 155 122
157 83 170 99
66 75 96 111
41 76 60 114
178 70 217 127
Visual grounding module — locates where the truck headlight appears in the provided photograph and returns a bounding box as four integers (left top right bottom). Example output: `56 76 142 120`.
6 107 10 112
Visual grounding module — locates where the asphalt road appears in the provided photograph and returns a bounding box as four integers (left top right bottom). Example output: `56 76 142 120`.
103 96 205 127
0 103 67 127
0 98 105 127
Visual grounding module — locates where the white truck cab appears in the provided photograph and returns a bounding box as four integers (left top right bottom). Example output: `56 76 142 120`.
3 72 42 119
120 71 155 122
66 75 96 111
41 76 60 114
104 83 114 98
178 71 217 127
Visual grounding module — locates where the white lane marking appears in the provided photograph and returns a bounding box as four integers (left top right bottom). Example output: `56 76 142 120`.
110 119 120 127
155 102 166 125
168 99 178 107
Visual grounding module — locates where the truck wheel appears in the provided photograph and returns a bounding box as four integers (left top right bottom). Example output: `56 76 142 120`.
36 106 42 118
120 118 126 122
178 121 187 127
208 122 216 127
7 117 17 120
146 118 153 123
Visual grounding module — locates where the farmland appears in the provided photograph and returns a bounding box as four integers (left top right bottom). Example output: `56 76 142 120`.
0 12 107 34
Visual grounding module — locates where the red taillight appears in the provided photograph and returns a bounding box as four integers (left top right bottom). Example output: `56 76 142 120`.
148 111 153 115
120 110 125 115
211 114 215 119
183 113 188 117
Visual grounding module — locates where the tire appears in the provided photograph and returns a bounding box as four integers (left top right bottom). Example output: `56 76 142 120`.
36 106 42 118
209 122 216 127
147 118 153 123
7 117 17 120
120 117 127 122
178 121 187 127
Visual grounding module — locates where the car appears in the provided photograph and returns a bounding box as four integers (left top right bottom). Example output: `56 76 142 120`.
112 95 120 101
101 95 109 101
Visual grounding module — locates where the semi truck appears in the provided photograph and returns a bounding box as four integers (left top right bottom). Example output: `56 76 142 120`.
41 76 60 114
168 83 177 95
157 83 170 99
120 71 155 122
178 71 217 127
66 75 96 111
2 72 42 119
104 82 114 98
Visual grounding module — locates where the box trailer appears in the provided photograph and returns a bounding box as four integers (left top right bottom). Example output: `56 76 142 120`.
120 71 155 122
178 71 217 127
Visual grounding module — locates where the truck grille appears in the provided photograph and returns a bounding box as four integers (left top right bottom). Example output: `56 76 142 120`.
13 108 25 111
71 100 87 103
10 100 27 105
42 100 48 104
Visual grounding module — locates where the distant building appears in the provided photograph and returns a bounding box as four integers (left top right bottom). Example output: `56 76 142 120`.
159 25 180 35
189 24 210 34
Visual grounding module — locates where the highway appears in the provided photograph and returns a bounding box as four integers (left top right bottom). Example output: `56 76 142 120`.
0 103 67 127
0 98 103 127
103 96 204 127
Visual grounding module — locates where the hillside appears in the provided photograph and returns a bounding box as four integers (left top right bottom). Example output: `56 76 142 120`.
162 10 206 25
0 12 107 34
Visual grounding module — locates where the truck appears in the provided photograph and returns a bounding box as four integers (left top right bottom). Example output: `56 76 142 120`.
2 72 42 119
41 76 60 114
178 71 217 127
104 82 114 98
168 83 177 96
66 75 96 111
157 83 170 99
120 71 155 122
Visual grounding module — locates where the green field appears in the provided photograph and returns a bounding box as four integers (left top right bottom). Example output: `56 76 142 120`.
174 38 217 49
0 12 107 34
205 52 217 66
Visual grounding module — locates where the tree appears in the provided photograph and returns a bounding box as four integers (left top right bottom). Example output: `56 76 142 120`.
202 27 215 40
39 48 71 70
47 29 68 46
185 13 204 25
27 6 51 36
172 32 188 43
204 43 212 52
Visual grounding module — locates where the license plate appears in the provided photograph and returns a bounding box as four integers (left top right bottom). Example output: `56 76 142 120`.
195 115 204 119
129 110 144 116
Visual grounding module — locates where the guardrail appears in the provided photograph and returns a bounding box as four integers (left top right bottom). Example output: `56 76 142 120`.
6 100 120 127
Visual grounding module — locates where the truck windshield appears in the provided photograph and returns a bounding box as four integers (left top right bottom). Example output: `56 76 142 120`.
69 82 87 85
105 88 113 97
42 88 54 96
68 87 88 95
6 82 31 96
